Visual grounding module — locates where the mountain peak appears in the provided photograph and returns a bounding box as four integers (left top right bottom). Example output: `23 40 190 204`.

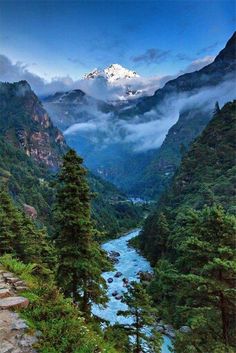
83 64 139 83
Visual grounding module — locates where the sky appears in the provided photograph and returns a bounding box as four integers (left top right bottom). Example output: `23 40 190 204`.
0 0 235 90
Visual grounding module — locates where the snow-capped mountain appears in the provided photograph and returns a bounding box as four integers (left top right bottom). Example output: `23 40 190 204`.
83 64 140 83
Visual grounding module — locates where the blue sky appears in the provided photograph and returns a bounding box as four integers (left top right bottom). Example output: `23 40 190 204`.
0 0 235 80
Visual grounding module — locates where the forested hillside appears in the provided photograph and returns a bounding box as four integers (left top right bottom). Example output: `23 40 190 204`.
140 101 236 352
0 81 141 237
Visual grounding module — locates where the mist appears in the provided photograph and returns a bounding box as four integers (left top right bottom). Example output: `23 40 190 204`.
63 77 235 153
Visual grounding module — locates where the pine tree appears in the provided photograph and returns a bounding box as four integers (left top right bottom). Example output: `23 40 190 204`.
20 215 56 277
0 188 23 255
118 281 161 353
172 206 236 351
54 149 107 315
154 212 170 258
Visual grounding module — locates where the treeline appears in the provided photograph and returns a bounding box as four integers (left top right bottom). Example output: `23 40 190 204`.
140 101 236 352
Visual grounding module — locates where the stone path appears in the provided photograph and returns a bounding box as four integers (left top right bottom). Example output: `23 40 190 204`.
0 268 37 353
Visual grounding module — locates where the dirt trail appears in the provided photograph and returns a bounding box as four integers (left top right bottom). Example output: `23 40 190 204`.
0 269 37 353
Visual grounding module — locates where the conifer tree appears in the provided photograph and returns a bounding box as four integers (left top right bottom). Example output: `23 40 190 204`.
0 189 22 255
54 149 107 315
174 206 236 350
118 281 161 353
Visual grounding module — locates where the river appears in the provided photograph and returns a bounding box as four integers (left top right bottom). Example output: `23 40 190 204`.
92 229 172 353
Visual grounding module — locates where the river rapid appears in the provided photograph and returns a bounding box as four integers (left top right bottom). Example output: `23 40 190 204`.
92 229 171 353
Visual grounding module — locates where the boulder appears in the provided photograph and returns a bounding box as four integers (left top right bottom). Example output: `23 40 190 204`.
114 272 122 278
107 278 113 283
0 296 29 310
0 288 11 299
163 324 175 338
6 277 19 284
115 294 123 300
138 271 153 282
110 251 120 257
112 291 118 297
156 325 165 334
122 278 129 284
179 325 192 334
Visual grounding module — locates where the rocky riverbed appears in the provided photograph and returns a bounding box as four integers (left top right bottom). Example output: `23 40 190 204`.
92 229 172 353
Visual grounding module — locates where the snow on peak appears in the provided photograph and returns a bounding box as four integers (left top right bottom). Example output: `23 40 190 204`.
83 64 140 83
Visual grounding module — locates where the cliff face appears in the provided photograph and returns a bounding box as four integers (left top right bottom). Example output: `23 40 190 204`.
0 80 67 169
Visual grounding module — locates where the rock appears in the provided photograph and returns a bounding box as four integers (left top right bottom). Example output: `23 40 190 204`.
164 324 174 330
14 286 28 292
23 204 37 219
0 289 11 299
0 296 29 310
14 280 26 287
179 325 192 334
156 325 165 334
115 294 123 300
11 319 28 331
107 278 113 283
114 272 122 278
112 291 118 297
0 342 15 353
110 251 120 257
6 277 19 284
19 334 37 347
122 277 129 284
2 273 14 279
163 325 176 338
138 271 153 282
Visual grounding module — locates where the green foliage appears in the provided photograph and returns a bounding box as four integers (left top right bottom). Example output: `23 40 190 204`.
149 206 236 352
0 255 118 353
0 81 142 238
141 100 236 263
54 149 108 314
0 188 56 276
141 101 236 352
118 281 162 353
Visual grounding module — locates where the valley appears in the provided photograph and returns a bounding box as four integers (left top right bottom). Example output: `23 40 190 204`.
0 3 235 351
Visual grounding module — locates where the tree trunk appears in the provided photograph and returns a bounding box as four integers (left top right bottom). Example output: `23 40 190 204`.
82 287 90 318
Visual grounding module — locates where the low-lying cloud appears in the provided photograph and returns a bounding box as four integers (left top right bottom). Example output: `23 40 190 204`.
0 53 217 100
63 78 235 152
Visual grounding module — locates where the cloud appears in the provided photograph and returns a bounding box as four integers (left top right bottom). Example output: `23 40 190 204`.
175 53 195 61
197 41 219 55
0 52 217 102
62 77 235 153
132 48 170 64
179 56 215 74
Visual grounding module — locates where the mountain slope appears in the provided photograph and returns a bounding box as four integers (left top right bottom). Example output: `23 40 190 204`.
0 81 141 236
126 32 236 197
140 100 236 262
0 80 67 169
43 33 236 198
